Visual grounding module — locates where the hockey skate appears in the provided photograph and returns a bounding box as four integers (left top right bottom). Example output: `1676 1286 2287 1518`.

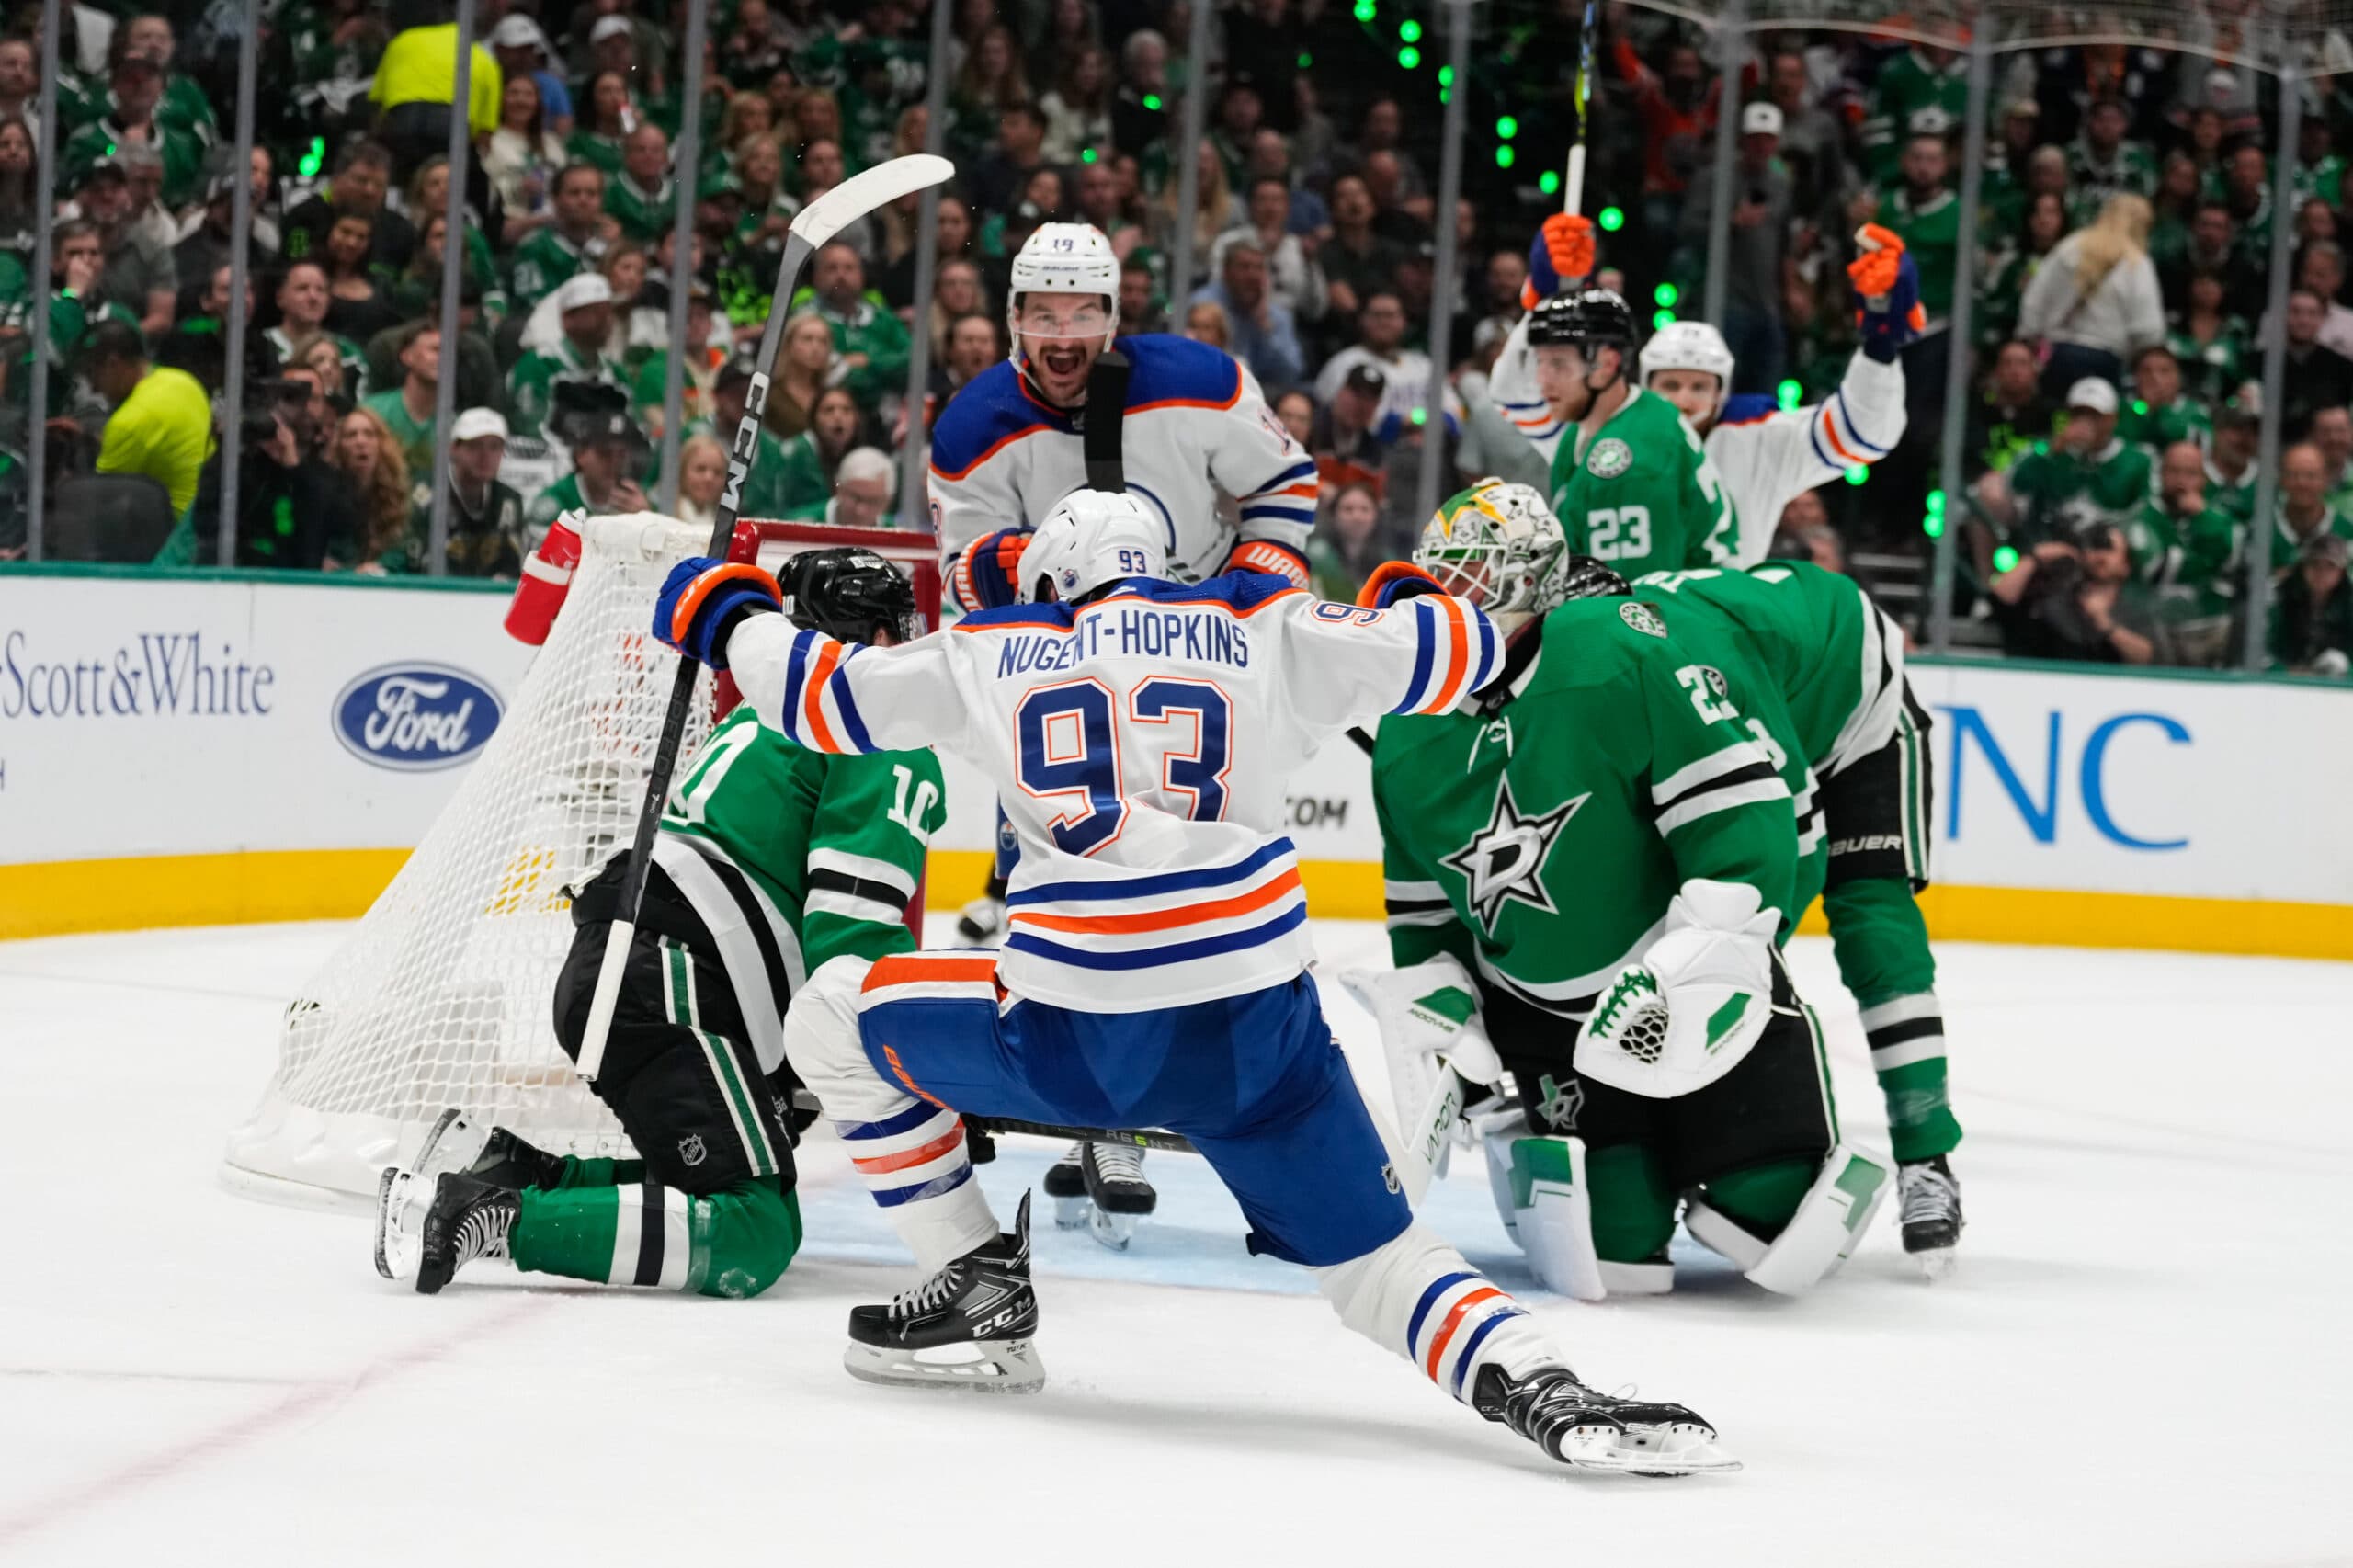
374 1169 517 1292
954 885 1007 945
1043 1142 1156 1250
1472 1365 1742 1478
1898 1155 1964 1278
846 1192 1044 1393
408 1107 566 1192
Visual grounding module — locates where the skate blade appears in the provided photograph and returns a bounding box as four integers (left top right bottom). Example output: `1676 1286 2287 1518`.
1051 1193 1093 1231
1914 1246 1957 1282
1563 1424 1743 1478
372 1166 418 1281
1086 1205 1138 1252
843 1337 1045 1394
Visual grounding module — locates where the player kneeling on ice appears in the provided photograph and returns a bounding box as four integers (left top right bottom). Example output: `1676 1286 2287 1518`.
1351 482 1893 1302
375 550 945 1297
650 488 1738 1476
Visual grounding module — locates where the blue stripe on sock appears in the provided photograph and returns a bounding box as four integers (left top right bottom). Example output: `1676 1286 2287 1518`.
870 1162 974 1208
837 1100 948 1141
1004 903 1306 971
1007 837 1296 906
1448 1306 1526 1398
1404 1270 1476 1358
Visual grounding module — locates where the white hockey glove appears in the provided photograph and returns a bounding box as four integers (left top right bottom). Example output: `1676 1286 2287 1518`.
1338 956 1505 1131
1574 879 1780 1099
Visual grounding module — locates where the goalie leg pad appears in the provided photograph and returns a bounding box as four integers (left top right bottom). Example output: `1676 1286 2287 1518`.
1479 1131 1608 1301
1686 1143 1893 1295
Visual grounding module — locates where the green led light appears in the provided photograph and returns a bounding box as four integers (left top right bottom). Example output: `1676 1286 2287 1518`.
1496 116 1518 140
1398 45 1420 67
1924 517 1946 539
1400 18 1423 41
1927 488 1947 514
1438 65 1453 86
1654 282 1677 307
1652 309 1677 329
300 136 324 178
1080 147 1098 163
1994 545 2020 572
1776 378 1802 410
1142 93 1163 110
1353 0 1375 19
1844 465 1868 486
1540 170 1560 196
2131 399 2149 415
1495 145 1515 168
1298 51 1313 68
1411 406 1428 426
1438 88 1449 105
1597 206 1625 232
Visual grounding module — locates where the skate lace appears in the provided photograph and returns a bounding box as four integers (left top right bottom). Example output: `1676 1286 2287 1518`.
1900 1164 1959 1227
454 1199 515 1265
1090 1141 1146 1182
889 1263 962 1321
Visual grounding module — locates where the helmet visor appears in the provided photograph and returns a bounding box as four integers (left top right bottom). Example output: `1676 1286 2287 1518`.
1015 301 1112 339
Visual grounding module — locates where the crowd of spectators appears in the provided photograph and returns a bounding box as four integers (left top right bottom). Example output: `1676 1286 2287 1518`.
0 0 2348 676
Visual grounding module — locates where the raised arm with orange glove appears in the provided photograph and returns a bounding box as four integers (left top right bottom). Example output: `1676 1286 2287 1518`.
1848 223 1926 363
1522 212 1599 308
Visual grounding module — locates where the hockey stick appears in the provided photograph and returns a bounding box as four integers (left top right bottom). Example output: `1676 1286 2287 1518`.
1082 347 1131 493
1563 0 1598 220
975 1116 1198 1155
574 153 956 1083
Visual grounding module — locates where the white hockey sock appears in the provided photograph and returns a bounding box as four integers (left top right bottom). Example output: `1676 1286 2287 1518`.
1316 1223 1559 1404
786 957 998 1270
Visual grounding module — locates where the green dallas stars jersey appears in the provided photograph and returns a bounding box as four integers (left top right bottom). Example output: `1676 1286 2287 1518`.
1548 387 1736 577
644 706 946 1065
2005 437 2154 544
1374 594 1802 1023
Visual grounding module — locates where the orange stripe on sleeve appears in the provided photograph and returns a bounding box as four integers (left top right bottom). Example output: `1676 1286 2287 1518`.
801 641 843 753
1424 1287 1506 1380
1424 595 1472 713
1819 403 1865 465
862 955 1003 992
1009 869 1302 936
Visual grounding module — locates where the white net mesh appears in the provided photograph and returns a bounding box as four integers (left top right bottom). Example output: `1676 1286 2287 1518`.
222 515 716 1203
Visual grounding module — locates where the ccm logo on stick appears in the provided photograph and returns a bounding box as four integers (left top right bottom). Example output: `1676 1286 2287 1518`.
333 664 503 771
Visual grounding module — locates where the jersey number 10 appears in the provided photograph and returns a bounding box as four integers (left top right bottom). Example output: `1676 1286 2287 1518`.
1017 676 1233 855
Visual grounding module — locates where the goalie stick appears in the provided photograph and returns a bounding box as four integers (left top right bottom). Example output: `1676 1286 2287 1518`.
574 153 955 1083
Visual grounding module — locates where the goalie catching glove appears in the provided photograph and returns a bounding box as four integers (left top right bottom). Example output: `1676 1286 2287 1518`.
654 557 781 667
1574 879 1781 1099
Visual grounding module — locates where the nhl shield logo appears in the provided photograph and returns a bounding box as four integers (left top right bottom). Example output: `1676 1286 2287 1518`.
677 1133 708 1167
1620 600 1666 637
1586 437 1633 479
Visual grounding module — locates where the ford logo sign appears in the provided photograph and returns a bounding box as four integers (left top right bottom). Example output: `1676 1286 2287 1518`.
332 663 503 771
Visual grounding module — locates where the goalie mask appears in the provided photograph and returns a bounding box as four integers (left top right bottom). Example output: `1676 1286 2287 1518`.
1020 488 1165 604
1413 480 1570 634
779 547 921 646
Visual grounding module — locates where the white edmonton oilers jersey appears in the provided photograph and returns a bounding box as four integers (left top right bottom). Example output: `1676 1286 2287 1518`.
727 574 1500 1012
1487 324 1907 565
928 334 1316 605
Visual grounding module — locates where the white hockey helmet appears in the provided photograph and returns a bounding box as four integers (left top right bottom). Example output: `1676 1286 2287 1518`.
1020 488 1166 604
1413 479 1570 631
1006 222 1120 370
1638 320 1736 422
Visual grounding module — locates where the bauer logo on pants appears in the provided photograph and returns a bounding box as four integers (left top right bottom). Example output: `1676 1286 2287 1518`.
331 664 504 771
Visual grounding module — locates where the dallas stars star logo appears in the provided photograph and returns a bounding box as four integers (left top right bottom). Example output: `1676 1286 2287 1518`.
1439 777 1588 935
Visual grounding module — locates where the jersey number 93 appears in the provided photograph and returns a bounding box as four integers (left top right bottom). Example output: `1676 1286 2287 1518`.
1017 676 1233 855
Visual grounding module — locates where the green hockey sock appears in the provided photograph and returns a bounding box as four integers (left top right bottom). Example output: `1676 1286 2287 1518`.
1584 1141 1677 1264
510 1176 801 1298
1824 877 1961 1165
1699 1156 1820 1242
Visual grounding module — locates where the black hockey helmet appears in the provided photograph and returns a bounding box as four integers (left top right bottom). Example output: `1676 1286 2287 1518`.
1557 553 1632 601
1526 287 1636 353
779 547 920 646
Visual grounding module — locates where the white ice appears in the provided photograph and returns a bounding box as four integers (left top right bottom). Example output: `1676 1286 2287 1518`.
1 919 2346 1567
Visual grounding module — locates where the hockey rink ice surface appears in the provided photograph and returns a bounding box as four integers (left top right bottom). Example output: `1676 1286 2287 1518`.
3 919 2346 1567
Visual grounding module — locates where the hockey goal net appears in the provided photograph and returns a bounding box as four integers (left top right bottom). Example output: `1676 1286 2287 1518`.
221 514 942 1206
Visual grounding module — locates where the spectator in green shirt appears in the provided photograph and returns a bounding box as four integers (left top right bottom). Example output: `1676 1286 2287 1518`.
805 240 909 415
85 321 214 520
771 385 864 518
2269 532 2353 676
360 321 443 481
604 122 676 245
2116 345 2212 454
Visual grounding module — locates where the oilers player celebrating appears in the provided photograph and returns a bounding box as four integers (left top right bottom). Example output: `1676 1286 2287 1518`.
1492 215 1922 562
1356 482 1893 1302
648 490 1741 1477
374 551 943 1299
926 221 1318 1233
